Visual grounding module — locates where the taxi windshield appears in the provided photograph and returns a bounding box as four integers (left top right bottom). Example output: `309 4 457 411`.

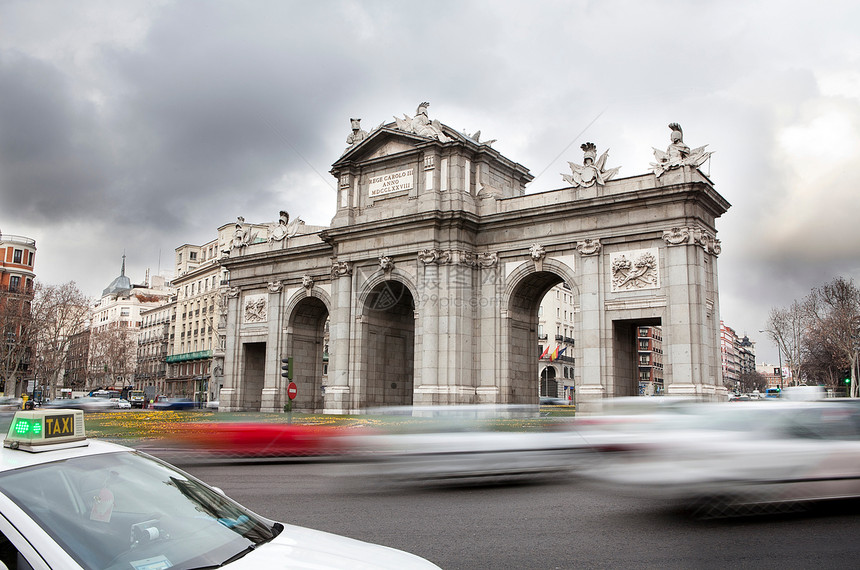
0 450 281 569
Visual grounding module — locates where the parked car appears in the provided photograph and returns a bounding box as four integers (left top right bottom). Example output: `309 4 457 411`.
153 397 195 411
0 408 440 568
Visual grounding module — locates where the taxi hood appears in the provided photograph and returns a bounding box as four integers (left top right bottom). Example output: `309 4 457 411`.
224 522 439 569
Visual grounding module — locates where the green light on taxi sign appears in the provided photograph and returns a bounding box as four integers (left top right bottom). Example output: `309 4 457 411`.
13 418 41 438
4 409 87 452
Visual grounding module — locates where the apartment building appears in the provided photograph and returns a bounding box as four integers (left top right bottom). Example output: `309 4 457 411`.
166 241 225 402
89 258 173 390
537 282 576 401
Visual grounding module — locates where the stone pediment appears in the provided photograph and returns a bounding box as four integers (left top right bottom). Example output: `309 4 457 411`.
334 124 467 168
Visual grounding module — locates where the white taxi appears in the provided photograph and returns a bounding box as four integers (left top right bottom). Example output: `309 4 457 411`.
0 409 440 569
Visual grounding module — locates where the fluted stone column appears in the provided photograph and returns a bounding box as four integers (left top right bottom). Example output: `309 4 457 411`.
575 243 605 414
261 285 283 412
325 262 352 413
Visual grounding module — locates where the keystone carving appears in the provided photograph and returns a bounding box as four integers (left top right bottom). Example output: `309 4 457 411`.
302 275 314 290
576 239 602 256
267 280 283 293
529 244 546 261
379 255 395 273
331 260 352 279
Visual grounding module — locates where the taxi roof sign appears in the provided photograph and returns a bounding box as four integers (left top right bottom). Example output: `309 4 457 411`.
4 409 88 452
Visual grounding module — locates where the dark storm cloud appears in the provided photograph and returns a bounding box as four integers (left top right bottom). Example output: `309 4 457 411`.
0 51 111 222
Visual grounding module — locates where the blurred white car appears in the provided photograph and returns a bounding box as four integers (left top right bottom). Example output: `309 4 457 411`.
109 398 132 409
0 409 441 568
578 400 860 515
342 405 590 486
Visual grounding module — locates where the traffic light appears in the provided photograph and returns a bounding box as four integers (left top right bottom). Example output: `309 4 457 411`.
281 357 293 380
845 378 851 385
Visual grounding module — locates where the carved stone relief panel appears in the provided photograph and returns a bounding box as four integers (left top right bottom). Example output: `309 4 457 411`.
610 248 660 292
243 293 268 324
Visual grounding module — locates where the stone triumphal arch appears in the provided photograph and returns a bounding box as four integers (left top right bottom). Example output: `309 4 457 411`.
219 106 729 414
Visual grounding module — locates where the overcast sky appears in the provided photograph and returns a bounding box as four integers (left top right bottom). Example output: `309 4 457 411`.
2 0 859 364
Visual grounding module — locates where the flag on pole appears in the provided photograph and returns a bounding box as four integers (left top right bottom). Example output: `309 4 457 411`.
557 346 567 359
539 345 550 359
549 346 560 361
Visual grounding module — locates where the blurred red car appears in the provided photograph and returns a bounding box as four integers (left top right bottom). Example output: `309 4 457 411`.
178 423 349 458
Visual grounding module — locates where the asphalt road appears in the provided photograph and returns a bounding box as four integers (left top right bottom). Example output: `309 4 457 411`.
174 459 860 570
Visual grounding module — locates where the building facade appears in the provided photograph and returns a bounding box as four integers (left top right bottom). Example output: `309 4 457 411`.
0 232 36 395
219 107 729 414
720 320 741 388
88 259 173 391
637 326 664 395
165 241 225 402
537 283 576 401
137 301 174 398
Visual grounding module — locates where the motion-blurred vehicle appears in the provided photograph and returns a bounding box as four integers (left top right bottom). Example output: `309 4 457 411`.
205 400 220 409
109 398 132 409
540 396 570 406
44 397 114 412
0 408 440 569
153 397 195 411
342 405 590 486
178 423 350 458
0 396 22 411
579 400 860 515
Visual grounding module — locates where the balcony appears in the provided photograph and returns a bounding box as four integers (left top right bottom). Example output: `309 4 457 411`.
0 234 36 247
165 350 213 363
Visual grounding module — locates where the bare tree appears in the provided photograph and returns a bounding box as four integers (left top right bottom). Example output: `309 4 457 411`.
0 287 34 396
804 277 860 397
88 325 137 390
737 370 768 394
28 282 90 399
764 300 807 387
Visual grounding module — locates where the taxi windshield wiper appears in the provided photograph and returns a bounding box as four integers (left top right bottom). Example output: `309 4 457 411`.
188 544 256 569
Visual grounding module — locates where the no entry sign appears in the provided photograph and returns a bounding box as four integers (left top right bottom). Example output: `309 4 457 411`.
287 382 298 400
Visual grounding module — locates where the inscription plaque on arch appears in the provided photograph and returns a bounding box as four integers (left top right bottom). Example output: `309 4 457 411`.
368 168 414 197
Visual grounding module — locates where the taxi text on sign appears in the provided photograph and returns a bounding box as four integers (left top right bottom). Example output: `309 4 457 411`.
45 414 75 439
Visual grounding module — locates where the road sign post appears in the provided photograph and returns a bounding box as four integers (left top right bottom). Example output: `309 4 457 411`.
284 382 297 423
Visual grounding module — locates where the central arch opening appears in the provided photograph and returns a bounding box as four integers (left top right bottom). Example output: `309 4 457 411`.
362 280 415 407
509 271 567 404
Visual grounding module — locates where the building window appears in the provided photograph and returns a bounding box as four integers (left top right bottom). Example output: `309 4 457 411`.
9 276 20 290
13 249 22 263
28 251 34 266
190 251 197 261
